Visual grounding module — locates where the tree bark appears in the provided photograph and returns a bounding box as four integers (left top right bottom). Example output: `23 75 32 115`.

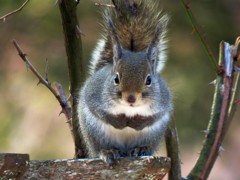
58 0 87 158
0 153 171 180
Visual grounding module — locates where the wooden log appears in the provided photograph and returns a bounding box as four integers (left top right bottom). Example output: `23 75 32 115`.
0 153 30 179
0 153 171 180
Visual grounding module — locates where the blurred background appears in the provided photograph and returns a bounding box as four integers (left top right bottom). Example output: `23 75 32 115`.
0 0 239 179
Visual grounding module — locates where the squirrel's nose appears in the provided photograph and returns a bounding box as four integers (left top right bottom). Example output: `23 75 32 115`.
127 95 136 104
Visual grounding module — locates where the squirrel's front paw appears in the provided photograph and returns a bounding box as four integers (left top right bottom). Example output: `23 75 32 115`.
127 146 153 157
100 149 121 165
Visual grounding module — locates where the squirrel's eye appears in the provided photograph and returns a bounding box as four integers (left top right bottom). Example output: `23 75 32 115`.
145 74 152 87
114 72 120 85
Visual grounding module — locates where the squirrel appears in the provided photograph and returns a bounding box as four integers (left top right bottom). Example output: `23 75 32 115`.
78 0 172 164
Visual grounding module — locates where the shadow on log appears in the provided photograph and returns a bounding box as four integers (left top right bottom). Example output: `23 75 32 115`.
0 153 170 180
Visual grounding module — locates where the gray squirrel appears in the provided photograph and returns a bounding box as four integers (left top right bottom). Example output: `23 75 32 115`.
78 0 172 164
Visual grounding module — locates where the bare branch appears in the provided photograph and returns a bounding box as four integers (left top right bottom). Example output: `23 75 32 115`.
55 82 72 123
45 59 49 82
165 118 182 180
188 38 240 179
58 0 87 158
179 0 218 69
0 0 30 22
12 39 72 122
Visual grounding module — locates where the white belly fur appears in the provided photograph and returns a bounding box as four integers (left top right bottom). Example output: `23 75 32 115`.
107 101 155 117
101 112 170 147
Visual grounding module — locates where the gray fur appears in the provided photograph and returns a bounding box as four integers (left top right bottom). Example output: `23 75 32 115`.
79 64 172 157
89 0 169 75
78 0 172 159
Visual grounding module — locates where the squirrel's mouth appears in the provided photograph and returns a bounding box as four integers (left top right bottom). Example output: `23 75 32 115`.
127 102 143 107
118 97 144 108
120 99 146 108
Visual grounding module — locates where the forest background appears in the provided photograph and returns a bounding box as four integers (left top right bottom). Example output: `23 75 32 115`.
0 0 239 179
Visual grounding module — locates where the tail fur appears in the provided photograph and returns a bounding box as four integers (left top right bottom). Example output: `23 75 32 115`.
90 0 169 74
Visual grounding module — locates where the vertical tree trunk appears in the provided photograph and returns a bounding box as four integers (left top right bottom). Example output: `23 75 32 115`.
58 0 87 158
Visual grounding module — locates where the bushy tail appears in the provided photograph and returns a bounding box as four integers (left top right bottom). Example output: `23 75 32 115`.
89 0 169 74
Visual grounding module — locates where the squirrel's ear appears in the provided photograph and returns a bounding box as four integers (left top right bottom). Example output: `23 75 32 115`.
147 16 169 74
107 17 122 64
112 40 122 61
147 45 158 75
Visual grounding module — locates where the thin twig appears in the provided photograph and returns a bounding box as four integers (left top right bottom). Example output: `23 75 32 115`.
180 0 218 69
55 82 72 124
45 59 49 82
12 39 72 123
0 0 30 22
232 37 240 61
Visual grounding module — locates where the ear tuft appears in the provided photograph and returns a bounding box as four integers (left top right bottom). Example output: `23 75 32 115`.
147 46 158 74
107 17 122 62
147 15 169 74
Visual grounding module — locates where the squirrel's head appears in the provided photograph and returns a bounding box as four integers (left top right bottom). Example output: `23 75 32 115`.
109 23 161 107
106 17 166 107
111 49 155 107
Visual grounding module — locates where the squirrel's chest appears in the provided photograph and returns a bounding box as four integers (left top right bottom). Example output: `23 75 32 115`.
101 122 149 148
104 113 157 130
98 112 160 148
102 102 158 130
97 111 170 148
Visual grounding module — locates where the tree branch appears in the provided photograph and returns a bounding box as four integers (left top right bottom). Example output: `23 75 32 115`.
58 0 87 158
12 39 73 132
188 38 240 180
165 118 182 180
226 37 240 129
179 0 218 69
0 0 30 22
55 82 72 122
